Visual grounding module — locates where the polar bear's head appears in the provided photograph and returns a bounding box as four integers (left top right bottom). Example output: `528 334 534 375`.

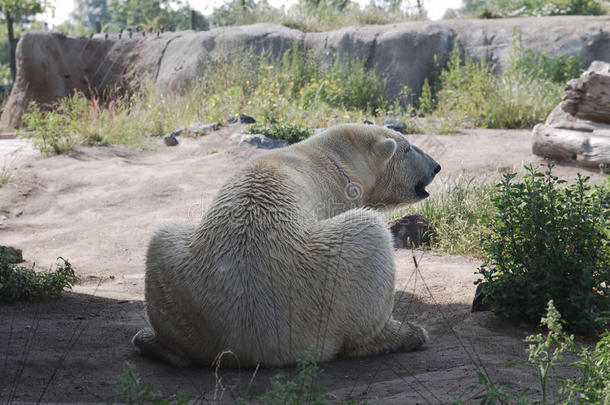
371 129 441 205
321 124 440 206
304 124 440 208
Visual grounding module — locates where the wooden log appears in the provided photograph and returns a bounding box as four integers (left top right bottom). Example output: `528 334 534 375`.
532 124 610 168
561 62 610 124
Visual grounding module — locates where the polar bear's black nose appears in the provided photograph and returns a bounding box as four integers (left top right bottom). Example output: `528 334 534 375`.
434 164 441 174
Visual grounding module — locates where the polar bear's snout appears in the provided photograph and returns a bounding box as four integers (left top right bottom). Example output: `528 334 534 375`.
413 161 441 199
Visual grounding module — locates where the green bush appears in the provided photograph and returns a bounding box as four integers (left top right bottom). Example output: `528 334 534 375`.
247 123 314 144
476 164 609 334
565 329 610 403
0 248 78 301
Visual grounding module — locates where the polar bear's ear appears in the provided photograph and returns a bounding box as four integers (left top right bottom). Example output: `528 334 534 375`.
374 138 397 161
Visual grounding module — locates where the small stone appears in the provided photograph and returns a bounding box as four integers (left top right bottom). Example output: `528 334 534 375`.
187 122 219 136
238 114 256 124
384 119 407 133
0 245 23 263
230 133 287 149
388 213 428 249
163 133 179 146
363 119 374 125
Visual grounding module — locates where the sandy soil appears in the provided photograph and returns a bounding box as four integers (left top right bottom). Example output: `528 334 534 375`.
0 126 604 404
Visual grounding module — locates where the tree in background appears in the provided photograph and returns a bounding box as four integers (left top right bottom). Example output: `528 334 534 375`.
109 0 208 31
0 0 48 82
461 0 605 17
71 0 112 30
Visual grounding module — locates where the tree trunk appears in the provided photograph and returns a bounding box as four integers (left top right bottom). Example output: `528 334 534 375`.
7 11 16 83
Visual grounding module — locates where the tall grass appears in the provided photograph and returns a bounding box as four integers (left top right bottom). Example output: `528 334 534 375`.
422 43 564 130
413 175 497 257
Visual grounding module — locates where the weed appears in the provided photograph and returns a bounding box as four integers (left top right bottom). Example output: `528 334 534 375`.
565 328 610 403
0 248 78 301
508 33 585 83
115 361 191 405
257 349 330 405
247 123 314 144
476 163 609 334
0 158 12 187
428 43 562 129
455 300 608 405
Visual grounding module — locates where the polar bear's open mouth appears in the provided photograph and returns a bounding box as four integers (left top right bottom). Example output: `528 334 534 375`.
415 181 429 198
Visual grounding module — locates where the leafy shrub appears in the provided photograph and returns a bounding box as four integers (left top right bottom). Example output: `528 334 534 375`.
458 301 610 404
416 175 496 257
115 361 190 405
247 123 314 144
476 164 609 334
565 329 610 403
0 249 78 301
20 99 84 155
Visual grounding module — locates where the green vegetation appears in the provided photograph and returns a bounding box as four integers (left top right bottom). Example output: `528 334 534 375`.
420 40 565 130
20 44 413 155
115 361 191 405
257 349 330 405
247 123 314 144
476 164 609 334
0 158 11 187
0 0 48 81
19 90 164 155
416 175 495 257
209 0 423 33
0 248 78 301
460 0 606 18
455 301 610 404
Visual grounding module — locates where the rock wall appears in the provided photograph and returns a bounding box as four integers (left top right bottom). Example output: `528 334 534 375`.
4 16 610 130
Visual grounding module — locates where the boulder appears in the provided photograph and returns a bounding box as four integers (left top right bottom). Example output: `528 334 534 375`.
238 114 256 124
187 122 218 135
6 17 610 130
163 133 179 146
388 213 429 249
384 118 407 133
230 133 288 149
533 61 610 168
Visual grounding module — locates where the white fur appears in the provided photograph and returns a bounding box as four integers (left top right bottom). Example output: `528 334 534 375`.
133 124 440 367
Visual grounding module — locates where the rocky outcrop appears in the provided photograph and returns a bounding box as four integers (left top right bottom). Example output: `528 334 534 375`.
533 61 610 168
4 16 610 130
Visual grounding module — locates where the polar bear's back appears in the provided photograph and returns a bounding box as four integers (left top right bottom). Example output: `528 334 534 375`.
174 158 321 365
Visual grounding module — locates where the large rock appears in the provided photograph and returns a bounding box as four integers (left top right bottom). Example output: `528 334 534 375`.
533 61 610 168
5 17 610 130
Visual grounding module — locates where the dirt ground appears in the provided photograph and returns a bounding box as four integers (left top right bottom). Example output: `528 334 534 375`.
0 126 605 404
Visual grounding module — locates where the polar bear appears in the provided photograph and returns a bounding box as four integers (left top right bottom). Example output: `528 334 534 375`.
133 123 441 368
